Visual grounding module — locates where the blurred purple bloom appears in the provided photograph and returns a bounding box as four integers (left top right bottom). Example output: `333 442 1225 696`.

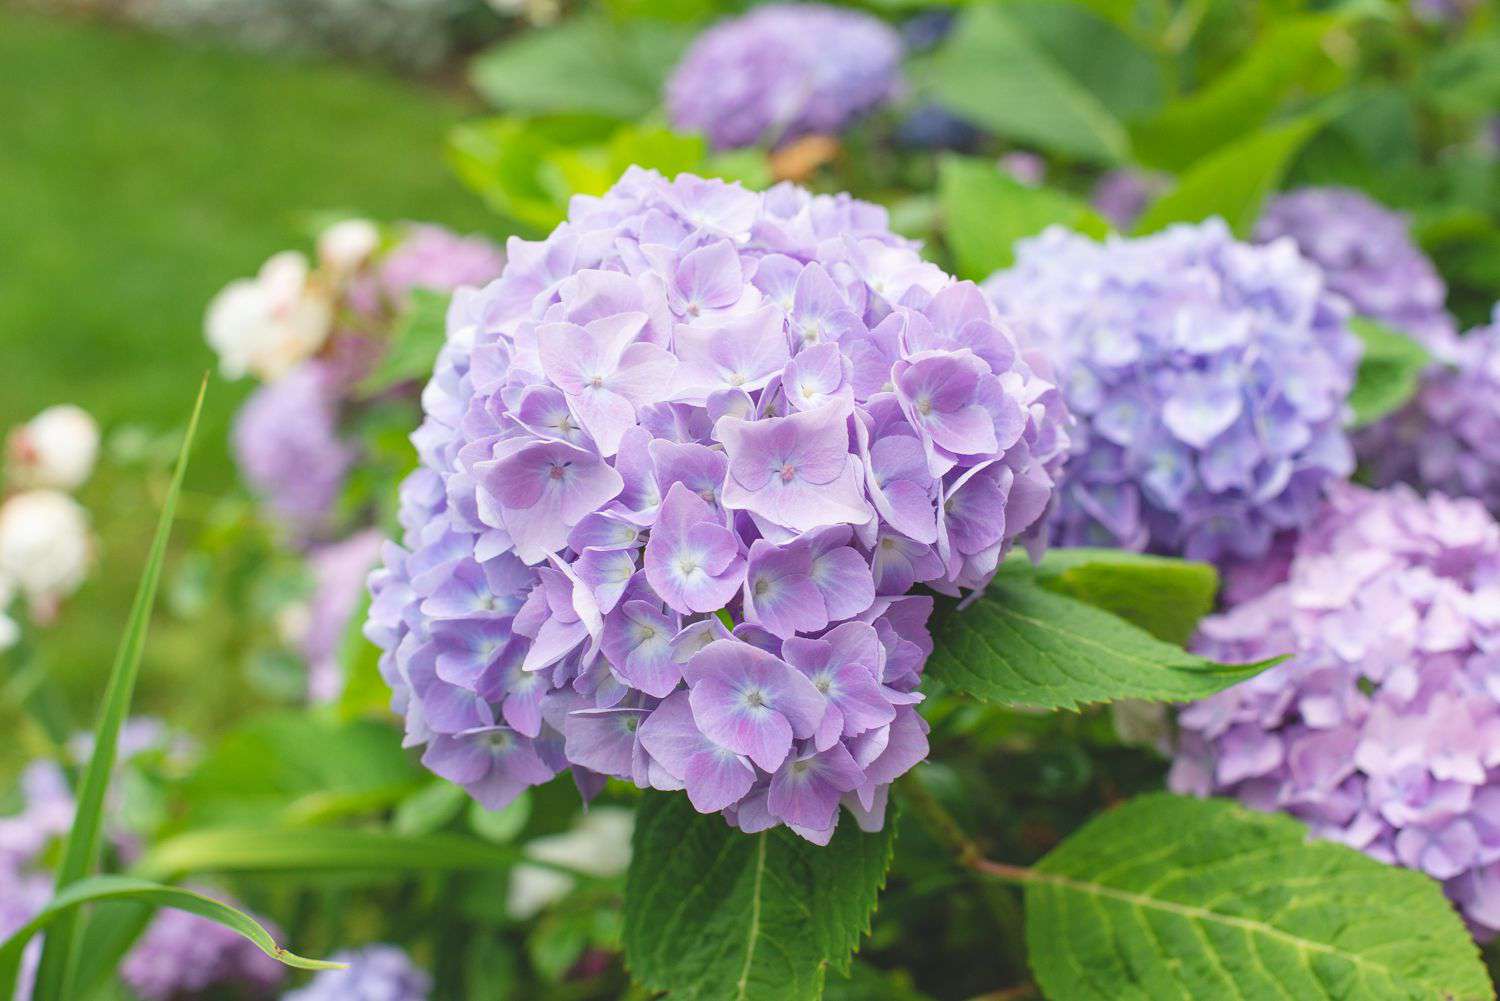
985 219 1361 570
284 944 431 1001
121 889 286 1000
379 225 505 303
1173 484 1500 938
301 529 384 703
1089 169 1166 231
667 4 904 150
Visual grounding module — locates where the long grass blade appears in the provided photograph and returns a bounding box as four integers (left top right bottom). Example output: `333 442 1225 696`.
31 377 208 1001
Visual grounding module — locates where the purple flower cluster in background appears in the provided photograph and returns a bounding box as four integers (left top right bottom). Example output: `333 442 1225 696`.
1255 186 1456 348
984 220 1361 568
121 893 287 1000
1173 484 1500 936
365 168 1069 842
1089 169 1166 231
376 224 509 305
1362 305 1500 515
283 944 431 1001
666 4 904 151
301 529 386 703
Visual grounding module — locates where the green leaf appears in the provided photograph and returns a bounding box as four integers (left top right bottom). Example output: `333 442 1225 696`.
32 378 207 1001
394 779 469 836
1131 15 1345 171
999 0 1166 124
470 790 532 844
469 16 691 120
923 4 1130 163
927 561 1275 710
938 156 1110 280
1347 317 1432 428
623 793 897 1000
1027 549 1219 646
1133 114 1325 236
2 876 338 998
359 289 450 396
1019 794 1493 1000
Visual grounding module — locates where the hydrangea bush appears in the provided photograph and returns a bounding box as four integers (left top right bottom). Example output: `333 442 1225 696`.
666 4 904 151
366 168 1069 841
984 219 1362 568
1173 484 1500 934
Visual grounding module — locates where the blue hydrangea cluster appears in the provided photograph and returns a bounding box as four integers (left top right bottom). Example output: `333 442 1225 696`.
365 168 1070 842
283 944 431 1001
1173 483 1500 937
984 219 1361 567
1255 186 1456 348
666 4 904 151
1362 305 1500 515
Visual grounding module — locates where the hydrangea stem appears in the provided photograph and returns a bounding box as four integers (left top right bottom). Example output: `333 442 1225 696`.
896 771 1034 884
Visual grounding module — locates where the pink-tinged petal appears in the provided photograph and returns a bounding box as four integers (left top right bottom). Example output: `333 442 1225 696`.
672 305 791 403
690 677 793 772
536 321 606 396
675 239 745 311
610 342 679 406
684 748 758 813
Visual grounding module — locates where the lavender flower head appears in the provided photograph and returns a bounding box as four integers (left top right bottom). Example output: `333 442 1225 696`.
0 863 49 1001
121 891 286 1000
1255 186 1456 349
1173 483 1500 936
984 219 1361 567
666 5 904 151
1089 169 1166 231
365 168 1069 843
378 225 507 304
231 361 354 544
301 529 385 703
283 944 431 1001
1360 305 1500 515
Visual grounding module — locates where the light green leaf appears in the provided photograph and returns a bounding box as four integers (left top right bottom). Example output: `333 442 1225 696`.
623 793 897 1000
394 780 469 837
923 4 1130 163
938 156 1110 280
1131 15 1345 171
469 16 692 120
359 289 450 396
470 790 532 844
927 562 1275 710
1020 794 1493 1000
32 378 207 1001
999 0 1166 124
1027 549 1219 646
2 876 338 998
1133 114 1325 236
1348 317 1432 428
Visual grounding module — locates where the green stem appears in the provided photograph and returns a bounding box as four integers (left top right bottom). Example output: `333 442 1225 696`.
895 772 1034 886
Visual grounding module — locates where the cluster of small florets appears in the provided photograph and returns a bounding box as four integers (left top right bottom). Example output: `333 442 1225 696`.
1255 186 1456 348
984 219 1361 568
1362 305 1500 516
666 4 904 151
366 168 1069 842
1172 484 1500 935
283 944 431 1001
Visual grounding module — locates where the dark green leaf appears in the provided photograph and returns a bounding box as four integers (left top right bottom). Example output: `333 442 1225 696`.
469 17 692 120
927 563 1275 710
624 793 897 1000
3 876 337 998
359 289 450 396
1347 317 1432 428
32 378 206 1001
1027 549 1219 646
938 156 1110 280
923 5 1130 163
1000 0 1166 124
1134 114 1325 236
1021 794 1493 1000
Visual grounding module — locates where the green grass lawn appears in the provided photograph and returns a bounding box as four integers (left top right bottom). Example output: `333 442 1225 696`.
0 10 506 775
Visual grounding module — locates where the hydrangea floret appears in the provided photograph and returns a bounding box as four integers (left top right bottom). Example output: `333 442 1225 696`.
1172 484 1500 936
666 4 903 151
365 168 1069 842
983 219 1361 568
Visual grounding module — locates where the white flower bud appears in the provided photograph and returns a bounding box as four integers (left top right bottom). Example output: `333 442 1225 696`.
317 218 381 275
504 807 635 919
6 404 100 491
0 490 92 622
205 251 333 382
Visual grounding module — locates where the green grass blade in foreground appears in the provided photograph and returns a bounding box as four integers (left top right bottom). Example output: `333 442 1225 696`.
0 876 339 997
31 377 208 1001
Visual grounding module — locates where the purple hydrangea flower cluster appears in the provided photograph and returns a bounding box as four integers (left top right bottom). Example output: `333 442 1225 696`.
283 944 431 1001
984 219 1361 567
365 168 1069 842
666 4 904 151
232 361 355 544
1255 186 1456 348
1172 483 1500 936
378 225 508 304
121 890 287 1000
1361 306 1500 515
1089 169 1166 231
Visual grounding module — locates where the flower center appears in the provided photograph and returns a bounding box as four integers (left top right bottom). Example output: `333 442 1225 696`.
743 688 767 709
589 375 605 389
779 462 797 483
548 462 569 481
916 396 934 416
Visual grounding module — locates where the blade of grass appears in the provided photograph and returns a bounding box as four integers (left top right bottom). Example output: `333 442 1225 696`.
1 876 340 997
31 377 208 1001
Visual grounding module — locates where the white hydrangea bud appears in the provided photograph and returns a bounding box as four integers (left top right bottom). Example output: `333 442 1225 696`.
6 404 100 491
0 575 18 651
0 490 92 623
205 251 333 382
504 807 635 919
317 218 381 275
